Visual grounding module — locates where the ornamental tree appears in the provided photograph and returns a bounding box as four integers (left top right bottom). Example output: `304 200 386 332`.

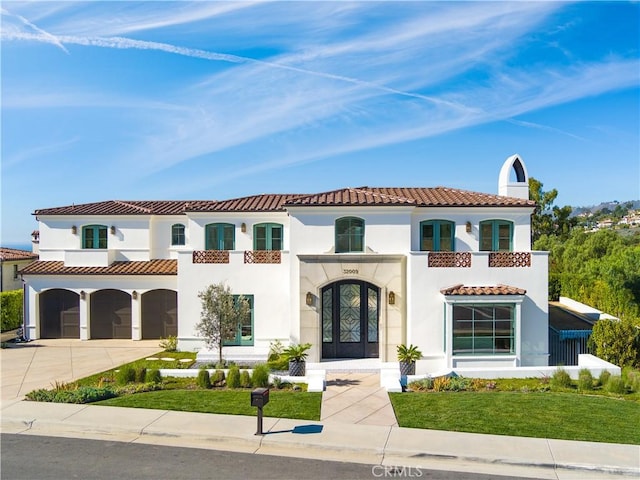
195 283 251 364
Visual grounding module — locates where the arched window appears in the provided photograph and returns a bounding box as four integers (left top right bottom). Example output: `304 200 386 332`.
205 223 235 250
253 223 283 251
82 225 107 249
335 217 364 253
480 220 513 252
420 220 454 251
171 224 185 246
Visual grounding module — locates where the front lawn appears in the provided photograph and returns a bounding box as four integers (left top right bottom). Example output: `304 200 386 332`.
390 391 640 445
95 389 322 420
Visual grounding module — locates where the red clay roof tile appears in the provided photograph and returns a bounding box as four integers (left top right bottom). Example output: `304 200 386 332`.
0 248 38 262
34 200 197 216
20 259 177 276
440 284 526 295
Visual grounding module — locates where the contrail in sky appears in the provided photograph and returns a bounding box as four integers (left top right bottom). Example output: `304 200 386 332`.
0 8 69 54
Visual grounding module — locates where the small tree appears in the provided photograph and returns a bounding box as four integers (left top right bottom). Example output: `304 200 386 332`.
195 283 251 364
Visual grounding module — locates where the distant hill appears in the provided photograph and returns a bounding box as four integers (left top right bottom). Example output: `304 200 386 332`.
571 200 640 217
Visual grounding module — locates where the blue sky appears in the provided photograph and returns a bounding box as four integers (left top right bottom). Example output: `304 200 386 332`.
2 1 639 246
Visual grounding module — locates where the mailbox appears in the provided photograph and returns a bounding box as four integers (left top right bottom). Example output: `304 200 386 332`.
251 387 269 408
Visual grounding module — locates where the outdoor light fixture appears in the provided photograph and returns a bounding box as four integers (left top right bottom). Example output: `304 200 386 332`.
132 291 138 300
241 223 247 233
80 291 86 300
466 221 472 233
388 291 396 305
306 292 313 306
110 226 116 234
71 226 77 235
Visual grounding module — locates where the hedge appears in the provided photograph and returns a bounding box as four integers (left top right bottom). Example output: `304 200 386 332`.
1 289 23 332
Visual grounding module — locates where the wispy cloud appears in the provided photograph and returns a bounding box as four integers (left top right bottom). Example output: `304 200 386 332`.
0 7 68 53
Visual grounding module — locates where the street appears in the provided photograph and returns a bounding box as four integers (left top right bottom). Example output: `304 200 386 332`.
1 434 537 480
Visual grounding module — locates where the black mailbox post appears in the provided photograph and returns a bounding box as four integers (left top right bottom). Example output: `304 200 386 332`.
251 388 269 435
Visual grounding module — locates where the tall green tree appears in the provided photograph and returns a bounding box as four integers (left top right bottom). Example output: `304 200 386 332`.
195 283 251 364
529 177 577 243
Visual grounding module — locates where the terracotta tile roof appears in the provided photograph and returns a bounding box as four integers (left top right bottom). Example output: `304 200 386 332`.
440 284 526 295
0 247 38 262
186 194 308 212
285 187 534 208
34 200 198 216
20 259 177 276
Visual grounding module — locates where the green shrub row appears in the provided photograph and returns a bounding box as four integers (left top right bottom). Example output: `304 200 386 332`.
0 289 22 332
116 367 161 386
197 365 270 389
26 386 116 404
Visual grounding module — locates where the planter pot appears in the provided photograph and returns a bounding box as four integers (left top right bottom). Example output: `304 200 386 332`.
288 360 306 377
399 361 415 376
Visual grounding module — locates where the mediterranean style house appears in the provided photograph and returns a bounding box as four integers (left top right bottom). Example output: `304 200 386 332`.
1 247 38 292
21 155 549 371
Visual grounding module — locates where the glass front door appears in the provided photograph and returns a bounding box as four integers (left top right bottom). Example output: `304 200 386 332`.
322 280 379 358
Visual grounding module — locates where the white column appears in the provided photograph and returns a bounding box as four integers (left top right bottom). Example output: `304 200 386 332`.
79 291 90 340
25 285 38 340
131 292 142 340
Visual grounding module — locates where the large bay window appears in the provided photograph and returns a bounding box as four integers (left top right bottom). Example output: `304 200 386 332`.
452 304 515 355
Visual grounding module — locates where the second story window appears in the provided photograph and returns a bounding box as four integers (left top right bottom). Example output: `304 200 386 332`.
420 220 454 251
480 220 513 252
171 224 186 246
335 217 364 253
254 223 283 251
82 225 107 249
205 223 235 250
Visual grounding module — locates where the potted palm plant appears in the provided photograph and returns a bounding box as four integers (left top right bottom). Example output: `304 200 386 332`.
283 343 312 376
397 344 422 376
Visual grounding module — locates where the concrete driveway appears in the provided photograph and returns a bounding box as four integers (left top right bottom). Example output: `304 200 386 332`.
1 339 161 409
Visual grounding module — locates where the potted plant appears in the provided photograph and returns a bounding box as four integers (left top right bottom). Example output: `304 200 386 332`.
397 344 422 376
283 343 312 376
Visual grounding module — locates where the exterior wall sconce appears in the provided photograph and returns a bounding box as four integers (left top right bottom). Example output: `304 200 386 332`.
306 292 314 306
388 291 396 305
110 226 116 234
71 225 77 235
132 290 138 300
241 223 247 233
80 290 86 300
466 221 472 233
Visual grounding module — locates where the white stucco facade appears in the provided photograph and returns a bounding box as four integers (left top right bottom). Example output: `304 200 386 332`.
21 155 550 372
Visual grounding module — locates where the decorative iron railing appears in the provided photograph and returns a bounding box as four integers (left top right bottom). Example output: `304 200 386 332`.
192 250 230 264
244 250 281 264
488 252 531 268
428 252 472 268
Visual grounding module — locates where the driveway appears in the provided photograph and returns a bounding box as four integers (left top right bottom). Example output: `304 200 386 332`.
1 339 161 409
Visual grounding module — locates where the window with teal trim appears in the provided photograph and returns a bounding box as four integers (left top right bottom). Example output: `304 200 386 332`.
335 217 364 253
82 225 107 249
452 304 514 355
420 220 454 251
171 224 185 246
479 220 513 251
223 295 254 346
205 223 235 250
253 223 283 251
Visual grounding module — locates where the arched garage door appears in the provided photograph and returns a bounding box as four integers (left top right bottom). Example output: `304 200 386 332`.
39 289 80 339
90 289 131 339
141 289 177 339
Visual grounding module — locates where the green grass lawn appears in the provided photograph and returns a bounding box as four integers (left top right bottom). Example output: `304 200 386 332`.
390 391 640 445
95 389 322 420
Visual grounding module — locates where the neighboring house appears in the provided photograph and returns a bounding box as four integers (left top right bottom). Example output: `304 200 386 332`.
0 247 38 292
21 155 549 371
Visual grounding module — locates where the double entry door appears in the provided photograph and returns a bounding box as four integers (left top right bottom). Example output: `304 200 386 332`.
321 280 379 358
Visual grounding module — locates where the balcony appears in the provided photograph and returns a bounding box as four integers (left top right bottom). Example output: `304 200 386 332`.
244 250 281 264
426 251 532 268
192 250 230 264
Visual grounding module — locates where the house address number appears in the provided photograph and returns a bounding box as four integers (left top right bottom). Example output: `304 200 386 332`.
343 269 359 275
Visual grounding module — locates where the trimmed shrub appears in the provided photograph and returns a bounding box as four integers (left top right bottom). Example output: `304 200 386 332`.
145 369 162 384
550 368 572 390
251 364 270 388
598 370 611 387
577 369 594 391
26 386 116 404
408 377 433 392
159 335 177 352
239 370 252 388
606 376 626 394
226 366 240 388
134 367 147 383
197 369 211 389
116 366 136 386
0 289 23 332
211 369 226 387
448 376 470 392
432 376 450 392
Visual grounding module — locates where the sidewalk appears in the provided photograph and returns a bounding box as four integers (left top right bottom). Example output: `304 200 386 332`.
2 400 638 479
